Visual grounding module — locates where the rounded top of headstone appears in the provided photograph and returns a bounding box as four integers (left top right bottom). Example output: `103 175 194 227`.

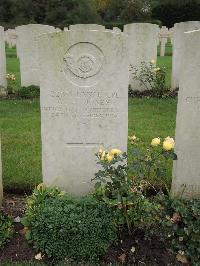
124 23 159 31
69 24 105 31
16 24 55 30
174 21 200 29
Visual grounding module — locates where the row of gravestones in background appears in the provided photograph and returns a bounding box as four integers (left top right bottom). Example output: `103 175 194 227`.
0 25 200 201
0 21 200 94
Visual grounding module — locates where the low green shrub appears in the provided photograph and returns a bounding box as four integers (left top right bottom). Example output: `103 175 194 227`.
17 86 40 99
0 212 13 249
22 185 117 261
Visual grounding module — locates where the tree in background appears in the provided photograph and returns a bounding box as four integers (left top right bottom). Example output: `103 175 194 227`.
0 0 101 28
0 0 200 29
121 0 151 22
96 0 151 23
152 0 200 28
0 0 13 26
45 0 101 27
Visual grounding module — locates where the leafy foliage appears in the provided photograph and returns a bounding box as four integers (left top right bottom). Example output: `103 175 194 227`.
17 85 40 99
0 212 13 249
93 142 199 264
127 193 200 264
130 61 169 98
93 138 176 234
22 185 117 261
152 0 200 28
0 0 101 28
154 195 200 265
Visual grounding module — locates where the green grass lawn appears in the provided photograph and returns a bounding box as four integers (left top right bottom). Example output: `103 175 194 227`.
6 47 21 91
157 40 173 57
0 98 177 191
0 47 177 192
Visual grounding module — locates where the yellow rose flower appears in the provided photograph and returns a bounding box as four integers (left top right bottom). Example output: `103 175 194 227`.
100 151 106 160
98 148 103 155
163 137 175 151
59 191 66 196
110 149 122 156
151 137 161 147
37 183 45 190
128 135 137 141
105 153 114 162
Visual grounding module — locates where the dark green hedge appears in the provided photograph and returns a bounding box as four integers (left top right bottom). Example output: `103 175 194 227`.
152 0 200 28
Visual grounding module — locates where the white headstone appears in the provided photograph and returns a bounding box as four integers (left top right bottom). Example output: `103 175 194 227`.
6 29 17 48
0 137 3 206
124 23 159 91
172 29 200 199
158 26 170 56
69 24 105 31
171 21 200 89
169 27 174 44
16 24 56 87
38 30 129 195
160 37 168 56
0 26 7 89
113 27 122 33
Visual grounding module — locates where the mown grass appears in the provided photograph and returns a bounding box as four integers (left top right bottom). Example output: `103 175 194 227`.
6 47 21 91
157 40 173 57
0 98 177 191
0 47 177 192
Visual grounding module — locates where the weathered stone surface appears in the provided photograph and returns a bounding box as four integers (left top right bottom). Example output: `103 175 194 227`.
160 37 168 56
0 137 3 206
38 30 129 195
124 23 159 91
69 24 105 31
158 26 170 56
113 27 121 33
172 21 200 89
16 24 56 87
5 29 17 48
0 26 7 88
172 29 200 199
169 27 174 44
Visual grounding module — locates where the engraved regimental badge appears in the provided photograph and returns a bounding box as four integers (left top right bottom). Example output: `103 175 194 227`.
63 42 104 86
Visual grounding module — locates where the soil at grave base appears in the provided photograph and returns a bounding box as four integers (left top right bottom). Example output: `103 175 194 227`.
0 194 188 265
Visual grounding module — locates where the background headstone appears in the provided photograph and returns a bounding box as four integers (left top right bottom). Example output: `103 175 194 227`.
169 27 174 44
38 30 129 195
160 37 168 56
16 24 56 87
6 29 17 48
69 24 105 31
113 27 121 33
124 23 159 91
159 26 170 56
172 29 200 199
0 26 7 89
171 21 200 89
